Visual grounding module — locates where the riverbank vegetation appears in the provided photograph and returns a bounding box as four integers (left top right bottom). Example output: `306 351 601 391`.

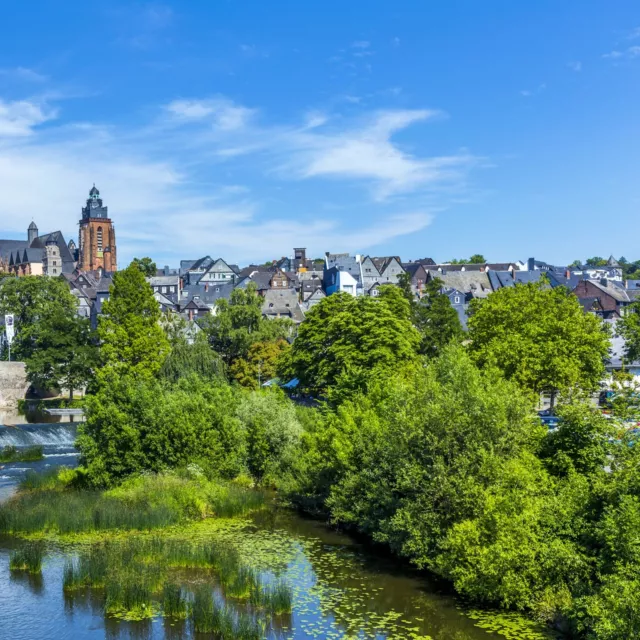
6 266 640 638
0 471 264 536
0 444 43 463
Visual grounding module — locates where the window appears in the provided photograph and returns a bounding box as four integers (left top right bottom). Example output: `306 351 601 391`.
269 303 274 308
97 227 103 250
163 286 167 293
454 296 460 304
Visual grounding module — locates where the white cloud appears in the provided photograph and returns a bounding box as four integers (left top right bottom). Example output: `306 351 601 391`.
520 83 546 98
289 109 472 200
166 98 255 130
568 61 582 72
304 111 329 129
0 99 56 136
0 67 47 83
0 90 477 264
351 41 370 49
603 47 640 60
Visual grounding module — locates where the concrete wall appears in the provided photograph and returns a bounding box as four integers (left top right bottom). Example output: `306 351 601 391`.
0 361 29 408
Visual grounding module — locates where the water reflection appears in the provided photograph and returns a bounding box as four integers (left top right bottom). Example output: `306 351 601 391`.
10 568 44 595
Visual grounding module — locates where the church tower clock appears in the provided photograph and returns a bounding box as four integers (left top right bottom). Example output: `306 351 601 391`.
78 185 117 272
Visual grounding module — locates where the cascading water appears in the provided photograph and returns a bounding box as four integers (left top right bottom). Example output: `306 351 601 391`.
0 423 79 501
0 424 77 447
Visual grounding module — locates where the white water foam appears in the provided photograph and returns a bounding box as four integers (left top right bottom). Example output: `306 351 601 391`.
43 453 80 458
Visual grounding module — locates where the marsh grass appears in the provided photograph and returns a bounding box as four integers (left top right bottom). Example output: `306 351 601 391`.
162 582 188 619
105 577 155 621
0 472 265 535
9 543 44 573
190 586 263 638
55 535 293 623
0 445 44 463
265 578 293 615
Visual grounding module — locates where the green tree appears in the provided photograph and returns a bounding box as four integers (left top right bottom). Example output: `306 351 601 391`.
448 255 486 265
160 333 225 383
415 278 464 357
616 300 640 364
539 402 618 478
200 284 292 367
77 375 244 487
289 288 420 395
468 282 610 404
23 311 97 400
229 339 290 388
130 256 157 277
569 259 582 268
287 346 585 615
235 388 302 484
0 276 77 359
397 273 463 357
585 256 607 267
98 264 170 380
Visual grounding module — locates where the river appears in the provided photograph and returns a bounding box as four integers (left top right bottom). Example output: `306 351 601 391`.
0 421 549 640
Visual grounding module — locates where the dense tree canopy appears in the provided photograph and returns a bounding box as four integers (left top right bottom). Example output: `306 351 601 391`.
160 333 225 383
0 276 98 393
467 281 610 402
23 311 97 399
616 300 640 364
0 276 77 358
288 287 420 395
98 264 170 380
130 256 157 277
229 339 290 388
201 284 292 367
78 375 245 486
448 254 486 265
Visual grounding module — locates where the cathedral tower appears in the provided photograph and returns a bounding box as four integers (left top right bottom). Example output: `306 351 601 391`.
78 185 117 272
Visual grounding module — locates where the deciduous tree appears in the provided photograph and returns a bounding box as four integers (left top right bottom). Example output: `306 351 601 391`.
98 264 170 380
289 287 420 394
200 284 292 367
130 256 157 277
467 282 610 404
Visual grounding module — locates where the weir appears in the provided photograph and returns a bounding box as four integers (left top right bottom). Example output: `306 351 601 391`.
0 424 77 448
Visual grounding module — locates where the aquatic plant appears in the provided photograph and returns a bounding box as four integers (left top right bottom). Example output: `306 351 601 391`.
9 543 44 573
0 471 265 535
105 576 154 621
0 445 44 463
265 578 293 615
162 582 188 619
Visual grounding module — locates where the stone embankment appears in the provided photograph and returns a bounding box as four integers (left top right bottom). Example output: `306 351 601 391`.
0 362 29 409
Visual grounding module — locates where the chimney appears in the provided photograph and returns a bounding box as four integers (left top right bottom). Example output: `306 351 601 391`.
527 257 535 271
600 277 608 287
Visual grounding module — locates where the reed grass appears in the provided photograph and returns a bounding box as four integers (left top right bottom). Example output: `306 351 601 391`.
162 582 188 619
53 532 292 624
0 445 44 463
9 543 44 573
105 576 154 620
265 578 293 615
0 471 265 535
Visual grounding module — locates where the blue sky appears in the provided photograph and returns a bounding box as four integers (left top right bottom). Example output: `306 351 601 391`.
0 1 639 267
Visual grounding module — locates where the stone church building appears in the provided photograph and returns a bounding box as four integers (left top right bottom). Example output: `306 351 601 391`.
0 185 118 276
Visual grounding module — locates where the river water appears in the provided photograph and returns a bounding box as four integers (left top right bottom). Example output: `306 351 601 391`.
0 421 548 640
0 407 80 502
